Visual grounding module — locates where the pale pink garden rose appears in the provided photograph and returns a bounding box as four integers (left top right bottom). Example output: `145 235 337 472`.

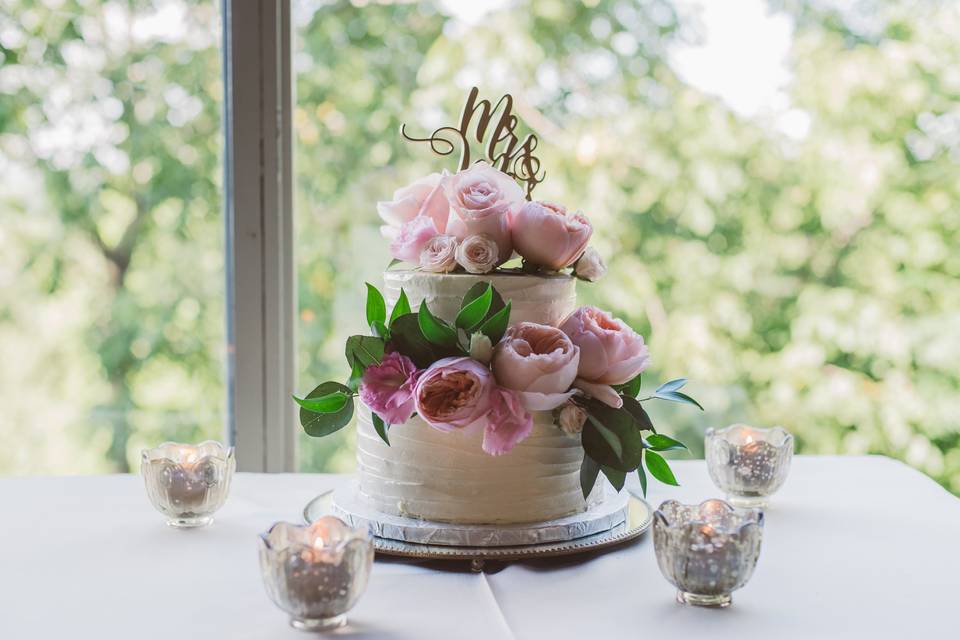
556 401 588 435
376 173 450 239
492 322 580 410
413 357 494 432
483 386 534 456
559 306 651 409
511 201 593 270
358 352 420 425
444 162 524 264
419 235 458 273
574 246 606 282
389 216 438 263
455 234 499 274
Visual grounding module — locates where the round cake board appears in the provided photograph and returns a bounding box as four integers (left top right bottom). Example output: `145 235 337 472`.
303 481 653 570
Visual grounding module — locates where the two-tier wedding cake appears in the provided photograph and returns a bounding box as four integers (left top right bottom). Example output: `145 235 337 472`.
296 89 700 534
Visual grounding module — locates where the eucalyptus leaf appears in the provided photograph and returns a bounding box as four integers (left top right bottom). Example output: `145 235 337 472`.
298 382 355 437
600 465 626 491
478 300 511 344
418 301 459 347
293 391 350 414
455 283 492 331
579 454 601 500
389 288 411 326
646 433 688 452
653 389 704 411
645 450 680 486
371 413 390 446
621 396 654 431
655 378 687 393
365 282 386 328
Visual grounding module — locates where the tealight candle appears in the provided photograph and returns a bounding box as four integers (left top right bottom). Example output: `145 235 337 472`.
705 424 793 508
653 499 764 608
141 441 234 528
259 517 374 631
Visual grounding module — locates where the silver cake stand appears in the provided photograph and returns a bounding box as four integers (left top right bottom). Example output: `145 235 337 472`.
303 482 653 572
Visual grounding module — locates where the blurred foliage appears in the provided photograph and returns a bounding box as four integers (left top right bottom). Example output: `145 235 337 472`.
1 0 957 492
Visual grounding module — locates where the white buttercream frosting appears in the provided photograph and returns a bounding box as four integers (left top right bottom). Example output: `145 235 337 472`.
356 271 599 525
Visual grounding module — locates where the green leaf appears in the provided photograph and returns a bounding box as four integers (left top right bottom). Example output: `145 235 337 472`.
646 433 688 452
460 281 505 321
653 390 704 411
298 382 355 437
581 403 645 472
655 378 687 393
636 459 648 497
621 396 655 431
616 374 642 398
388 313 437 368
370 320 389 339
478 300 511 344
371 413 390 446
293 391 350 414
455 283 492 331
389 289 411 326
645 450 679 486
601 465 626 491
344 335 385 370
580 454 601 500
346 360 364 393
365 283 387 328
418 301 459 347
386 258 403 269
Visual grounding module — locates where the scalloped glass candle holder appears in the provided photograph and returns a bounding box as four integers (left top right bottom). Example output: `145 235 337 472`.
258 517 374 632
653 499 764 608
705 424 794 508
141 441 235 528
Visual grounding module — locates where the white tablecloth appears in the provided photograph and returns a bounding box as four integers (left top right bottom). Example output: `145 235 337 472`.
2 456 957 639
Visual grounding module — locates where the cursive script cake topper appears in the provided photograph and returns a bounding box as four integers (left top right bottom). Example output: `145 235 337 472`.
400 87 545 199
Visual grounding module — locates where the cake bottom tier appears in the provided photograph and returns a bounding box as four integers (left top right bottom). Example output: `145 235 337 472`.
356 404 600 525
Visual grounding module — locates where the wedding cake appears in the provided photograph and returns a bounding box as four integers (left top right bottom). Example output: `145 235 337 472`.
296 88 700 532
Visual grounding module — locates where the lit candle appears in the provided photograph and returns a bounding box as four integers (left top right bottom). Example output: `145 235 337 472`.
705 425 794 508
141 441 234 528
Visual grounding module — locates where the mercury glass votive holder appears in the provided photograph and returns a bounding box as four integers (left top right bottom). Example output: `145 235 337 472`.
258 517 374 632
653 499 764 608
141 441 235 528
705 424 794 508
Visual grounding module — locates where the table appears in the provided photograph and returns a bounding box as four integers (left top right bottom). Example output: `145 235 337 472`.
2 456 957 639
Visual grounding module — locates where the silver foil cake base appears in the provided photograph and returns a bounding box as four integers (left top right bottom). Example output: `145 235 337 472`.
303 481 652 569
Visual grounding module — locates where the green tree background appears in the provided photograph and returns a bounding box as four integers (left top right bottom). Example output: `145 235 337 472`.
2 1 958 492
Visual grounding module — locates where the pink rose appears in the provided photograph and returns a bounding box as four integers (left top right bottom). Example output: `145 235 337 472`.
358 352 420 425
559 306 651 408
455 234 499 274
377 173 450 239
413 357 493 432
389 216 438 263
483 386 534 456
491 322 580 410
444 162 524 264
511 201 593 270
419 235 458 273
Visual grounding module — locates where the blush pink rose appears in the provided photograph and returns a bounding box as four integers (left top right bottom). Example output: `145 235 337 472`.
444 162 524 265
511 201 593 270
358 352 420 425
491 322 580 410
559 306 651 409
455 234 499 274
419 234 459 273
389 216 439 263
483 386 534 456
377 173 450 239
413 357 494 432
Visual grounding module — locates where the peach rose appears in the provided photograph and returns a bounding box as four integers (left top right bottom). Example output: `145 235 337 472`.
559 306 650 408
444 162 524 264
511 201 592 270
574 246 606 282
492 322 580 410
413 357 493 432
377 173 450 239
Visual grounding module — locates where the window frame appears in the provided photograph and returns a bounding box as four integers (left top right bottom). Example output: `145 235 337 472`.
223 0 296 472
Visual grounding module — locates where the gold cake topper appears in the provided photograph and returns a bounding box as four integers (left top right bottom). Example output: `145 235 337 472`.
400 87 545 199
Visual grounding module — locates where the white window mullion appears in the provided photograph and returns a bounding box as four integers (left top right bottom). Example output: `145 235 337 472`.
223 0 296 472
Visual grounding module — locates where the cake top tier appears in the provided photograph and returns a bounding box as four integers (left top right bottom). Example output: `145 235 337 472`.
383 270 576 328
377 162 606 283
